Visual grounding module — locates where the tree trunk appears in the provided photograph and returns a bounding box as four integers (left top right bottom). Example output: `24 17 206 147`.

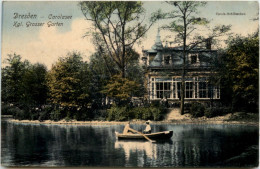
180 12 187 115
180 53 186 115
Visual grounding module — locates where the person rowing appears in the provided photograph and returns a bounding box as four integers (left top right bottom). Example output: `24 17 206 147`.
123 121 135 134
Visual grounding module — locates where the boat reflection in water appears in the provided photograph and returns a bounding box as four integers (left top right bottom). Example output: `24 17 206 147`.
114 140 173 167
114 140 157 166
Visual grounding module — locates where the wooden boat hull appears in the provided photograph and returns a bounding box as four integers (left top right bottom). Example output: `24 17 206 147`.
115 131 173 140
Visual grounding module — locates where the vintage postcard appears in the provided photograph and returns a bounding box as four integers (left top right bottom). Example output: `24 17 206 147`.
1 0 259 168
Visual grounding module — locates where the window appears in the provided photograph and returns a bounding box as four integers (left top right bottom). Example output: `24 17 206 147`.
156 82 171 99
199 82 207 98
165 56 170 65
191 55 197 64
177 82 181 99
150 76 220 100
194 80 198 98
185 82 193 98
156 82 163 99
213 85 220 99
172 82 176 98
151 83 154 99
164 82 171 98
208 84 213 99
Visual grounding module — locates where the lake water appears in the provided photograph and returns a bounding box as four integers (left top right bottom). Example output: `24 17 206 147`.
1 119 259 167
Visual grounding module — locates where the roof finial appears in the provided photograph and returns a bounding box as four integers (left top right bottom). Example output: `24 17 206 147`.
155 27 161 44
151 26 163 50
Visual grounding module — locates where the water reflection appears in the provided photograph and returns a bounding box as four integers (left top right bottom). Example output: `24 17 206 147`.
115 141 157 166
1 120 259 167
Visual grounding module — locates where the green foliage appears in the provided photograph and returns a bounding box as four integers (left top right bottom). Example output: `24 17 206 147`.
38 107 52 121
89 48 145 106
50 109 62 121
2 54 27 104
1 104 25 118
2 54 48 107
107 105 166 121
128 107 144 119
11 107 25 120
23 63 48 106
204 107 231 118
1 104 15 115
88 51 117 107
189 102 205 118
150 107 162 121
92 109 108 121
47 52 91 109
64 116 72 122
102 74 140 103
220 33 259 112
2 53 48 121
107 105 129 121
227 112 259 122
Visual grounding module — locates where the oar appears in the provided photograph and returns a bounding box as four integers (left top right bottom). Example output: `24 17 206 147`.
128 127 156 143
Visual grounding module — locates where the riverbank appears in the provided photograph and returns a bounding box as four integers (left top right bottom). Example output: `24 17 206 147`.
8 112 258 126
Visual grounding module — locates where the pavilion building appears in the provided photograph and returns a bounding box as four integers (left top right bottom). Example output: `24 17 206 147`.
142 29 220 104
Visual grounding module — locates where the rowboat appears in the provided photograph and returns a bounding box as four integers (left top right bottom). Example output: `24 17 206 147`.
115 131 173 140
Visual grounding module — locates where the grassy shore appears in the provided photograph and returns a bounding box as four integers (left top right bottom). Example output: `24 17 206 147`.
7 112 258 126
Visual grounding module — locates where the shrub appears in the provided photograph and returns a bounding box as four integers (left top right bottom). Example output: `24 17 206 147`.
141 108 152 120
205 107 231 118
106 105 167 121
151 100 161 107
12 107 25 120
189 102 205 117
38 106 53 121
92 109 107 121
50 109 62 121
1 104 14 115
73 108 95 121
65 116 72 122
150 107 161 120
128 107 142 119
30 111 39 120
107 105 129 121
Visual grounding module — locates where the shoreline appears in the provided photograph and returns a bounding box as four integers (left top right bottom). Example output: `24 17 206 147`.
8 118 259 126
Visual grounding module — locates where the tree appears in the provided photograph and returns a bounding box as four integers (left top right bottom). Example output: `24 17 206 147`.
89 47 145 106
2 54 48 107
79 1 158 78
220 33 258 112
102 74 140 105
2 54 27 104
160 2 231 114
88 50 117 107
23 63 48 107
47 52 91 111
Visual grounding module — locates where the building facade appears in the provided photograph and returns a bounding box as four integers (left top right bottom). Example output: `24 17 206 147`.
142 29 220 103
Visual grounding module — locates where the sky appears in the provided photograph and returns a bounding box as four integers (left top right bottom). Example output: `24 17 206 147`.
1 1 259 69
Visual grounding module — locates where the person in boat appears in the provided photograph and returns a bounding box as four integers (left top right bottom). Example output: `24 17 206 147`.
123 121 136 134
143 120 151 134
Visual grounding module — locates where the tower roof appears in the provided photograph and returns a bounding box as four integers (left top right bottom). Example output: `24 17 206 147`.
150 52 162 67
152 28 163 50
